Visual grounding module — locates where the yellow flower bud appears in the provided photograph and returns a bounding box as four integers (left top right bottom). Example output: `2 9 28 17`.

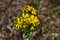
30 26 34 30
23 25 27 28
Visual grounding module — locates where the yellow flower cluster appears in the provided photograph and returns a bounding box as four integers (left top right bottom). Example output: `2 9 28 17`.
21 5 37 15
14 5 40 31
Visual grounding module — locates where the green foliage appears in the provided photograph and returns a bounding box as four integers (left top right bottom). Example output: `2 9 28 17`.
34 0 41 10
44 25 52 32
53 34 60 40
30 0 41 10
44 21 53 32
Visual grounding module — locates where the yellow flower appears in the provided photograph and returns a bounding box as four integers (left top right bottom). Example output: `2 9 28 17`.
21 5 37 15
25 13 29 18
21 7 25 13
27 5 32 11
14 23 22 29
22 13 29 18
22 13 25 17
27 18 31 21
30 15 35 19
16 17 20 22
14 5 40 30
33 23 35 26
32 8 37 15
34 18 39 23
14 17 23 29
14 17 21 25
29 15 39 24
30 26 34 30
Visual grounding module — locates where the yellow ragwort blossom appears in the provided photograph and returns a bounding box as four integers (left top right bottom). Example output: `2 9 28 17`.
31 8 37 15
22 13 30 18
21 5 37 15
14 17 22 29
29 15 39 23
14 5 40 30
27 5 32 11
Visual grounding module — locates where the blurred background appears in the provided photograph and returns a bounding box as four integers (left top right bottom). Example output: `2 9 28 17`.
0 0 60 40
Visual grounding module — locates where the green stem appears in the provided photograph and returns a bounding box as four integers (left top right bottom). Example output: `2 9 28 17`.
23 28 33 40
27 33 32 40
34 0 41 10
